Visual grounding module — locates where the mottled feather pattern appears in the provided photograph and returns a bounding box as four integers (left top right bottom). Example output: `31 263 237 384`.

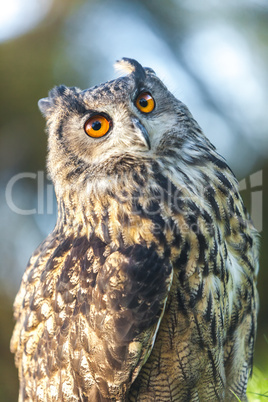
11 58 258 401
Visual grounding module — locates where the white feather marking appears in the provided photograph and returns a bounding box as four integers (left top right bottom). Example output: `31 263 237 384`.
226 252 243 311
227 252 243 288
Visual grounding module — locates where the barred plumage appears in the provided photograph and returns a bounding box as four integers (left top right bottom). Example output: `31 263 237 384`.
11 58 259 401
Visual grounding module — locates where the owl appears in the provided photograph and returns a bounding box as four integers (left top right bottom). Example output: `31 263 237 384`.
11 58 259 401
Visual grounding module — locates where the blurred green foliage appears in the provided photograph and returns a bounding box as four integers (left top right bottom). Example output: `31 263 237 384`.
247 366 268 401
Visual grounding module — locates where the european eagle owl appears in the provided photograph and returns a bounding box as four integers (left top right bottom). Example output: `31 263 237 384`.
11 58 259 401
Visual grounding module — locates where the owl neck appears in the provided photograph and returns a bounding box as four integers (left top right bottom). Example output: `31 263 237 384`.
54 185 87 235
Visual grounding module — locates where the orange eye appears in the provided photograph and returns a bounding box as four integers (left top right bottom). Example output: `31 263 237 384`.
84 115 111 138
135 92 155 113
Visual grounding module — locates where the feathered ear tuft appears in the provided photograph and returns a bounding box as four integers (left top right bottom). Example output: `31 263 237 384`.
114 58 146 84
114 58 137 75
38 97 55 118
38 85 71 118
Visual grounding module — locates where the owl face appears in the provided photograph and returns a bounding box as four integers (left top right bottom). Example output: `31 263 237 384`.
38 58 212 193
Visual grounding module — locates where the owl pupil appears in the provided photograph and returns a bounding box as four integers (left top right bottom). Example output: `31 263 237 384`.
92 121 101 131
139 98 148 108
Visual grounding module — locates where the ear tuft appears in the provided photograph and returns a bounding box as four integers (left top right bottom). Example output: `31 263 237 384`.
38 97 54 118
114 58 137 75
38 86 71 118
114 57 146 85
49 85 69 98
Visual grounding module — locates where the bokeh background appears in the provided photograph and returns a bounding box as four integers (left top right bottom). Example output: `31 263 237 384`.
0 0 267 400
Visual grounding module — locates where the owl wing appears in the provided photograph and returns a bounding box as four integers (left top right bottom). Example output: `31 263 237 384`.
11 234 173 401
85 242 173 399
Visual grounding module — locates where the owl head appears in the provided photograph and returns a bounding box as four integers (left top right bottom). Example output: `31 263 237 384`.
38 58 215 197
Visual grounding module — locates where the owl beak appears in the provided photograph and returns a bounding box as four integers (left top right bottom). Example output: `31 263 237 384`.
131 117 151 150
